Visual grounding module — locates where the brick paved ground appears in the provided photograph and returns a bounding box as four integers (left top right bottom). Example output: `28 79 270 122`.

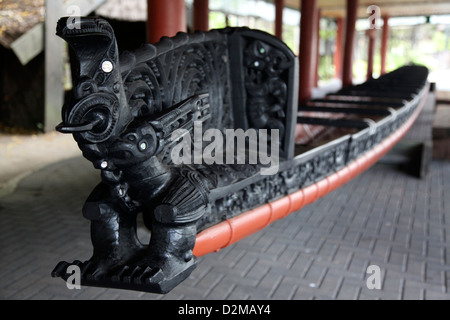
1 92 449 300
0 155 449 300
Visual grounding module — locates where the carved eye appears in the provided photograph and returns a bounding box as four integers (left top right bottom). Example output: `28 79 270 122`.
101 60 114 73
139 140 148 151
258 45 266 56
253 41 268 57
76 79 98 98
138 133 156 156
126 134 137 142
82 83 93 92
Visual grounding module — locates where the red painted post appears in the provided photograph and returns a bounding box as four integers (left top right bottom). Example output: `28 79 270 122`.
380 16 390 75
147 0 187 44
194 0 209 32
334 17 344 79
314 9 321 87
366 28 376 80
275 0 284 39
342 0 359 88
299 0 318 105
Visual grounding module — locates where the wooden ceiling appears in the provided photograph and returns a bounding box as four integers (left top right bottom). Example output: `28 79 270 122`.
282 0 450 18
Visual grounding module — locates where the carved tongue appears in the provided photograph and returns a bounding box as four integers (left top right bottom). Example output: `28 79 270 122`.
56 118 102 134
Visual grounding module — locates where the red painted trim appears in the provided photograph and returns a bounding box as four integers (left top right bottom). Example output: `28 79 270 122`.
193 89 429 257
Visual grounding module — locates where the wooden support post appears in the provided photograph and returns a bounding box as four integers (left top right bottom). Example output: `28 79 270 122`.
334 17 344 79
275 0 284 39
380 16 390 75
342 0 359 88
315 9 321 87
147 0 187 44
366 28 376 80
299 0 318 105
194 0 209 32
44 0 64 132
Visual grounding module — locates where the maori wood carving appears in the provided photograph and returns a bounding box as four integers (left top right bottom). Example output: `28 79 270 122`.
51 17 429 294
51 17 297 294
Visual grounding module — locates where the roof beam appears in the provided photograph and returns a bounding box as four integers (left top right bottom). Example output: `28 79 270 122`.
282 0 450 18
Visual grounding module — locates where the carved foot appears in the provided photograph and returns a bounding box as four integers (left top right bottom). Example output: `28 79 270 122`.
87 246 147 280
108 253 197 294
51 254 197 294
132 222 199 293
52 222 198 294
140 250 198 293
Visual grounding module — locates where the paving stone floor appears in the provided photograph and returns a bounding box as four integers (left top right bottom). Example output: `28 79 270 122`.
1 89 448 300
0 155 449 300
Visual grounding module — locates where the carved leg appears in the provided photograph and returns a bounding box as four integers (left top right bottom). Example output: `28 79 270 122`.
138 221 198 293
115 169 210 293
82 183 145 278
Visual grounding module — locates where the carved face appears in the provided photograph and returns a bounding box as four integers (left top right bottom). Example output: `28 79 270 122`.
55 17 132 145
108 122 158 168
246 40 288 79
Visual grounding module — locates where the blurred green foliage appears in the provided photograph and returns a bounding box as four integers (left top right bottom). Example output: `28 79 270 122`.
208 8 450 84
